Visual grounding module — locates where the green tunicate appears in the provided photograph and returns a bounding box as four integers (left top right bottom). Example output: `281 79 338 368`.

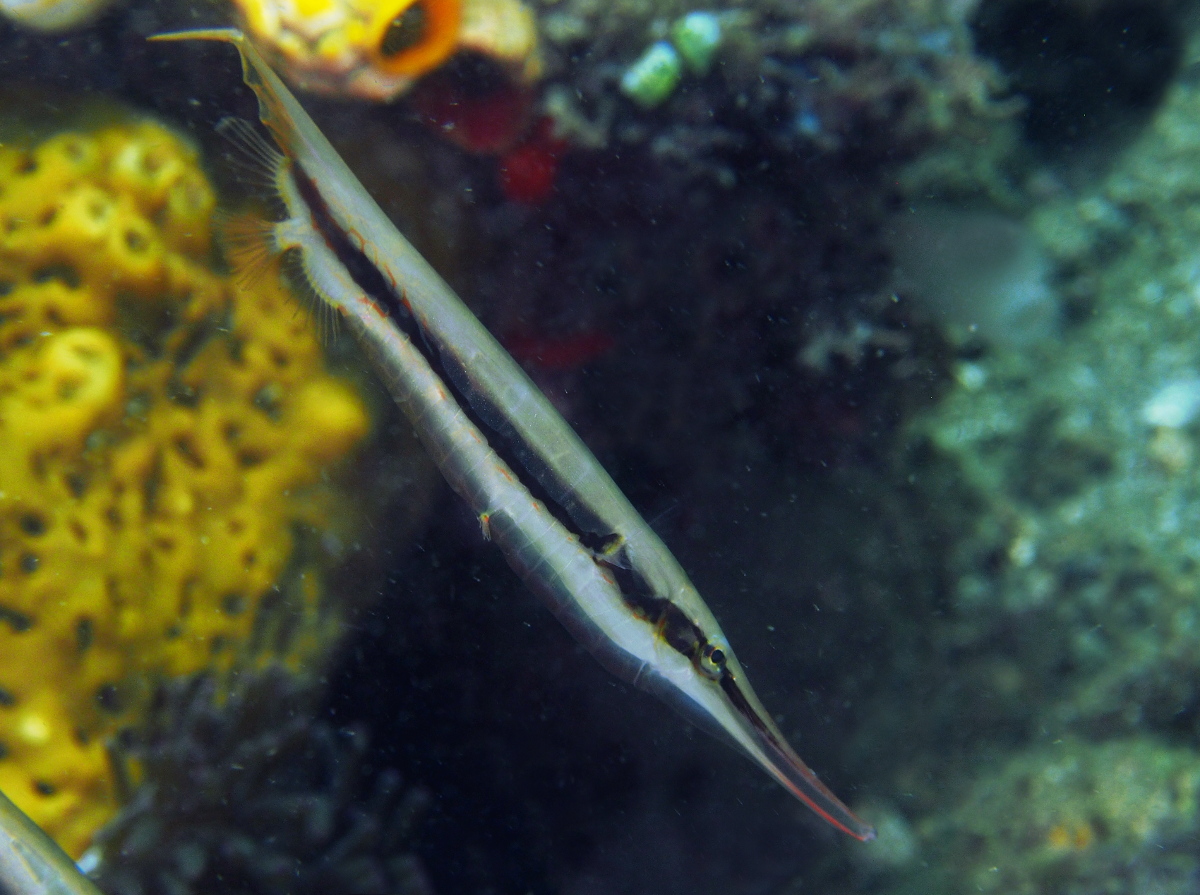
620 41 683 109
671 11 722 75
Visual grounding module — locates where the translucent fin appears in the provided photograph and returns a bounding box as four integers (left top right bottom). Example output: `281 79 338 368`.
216 212 336 344
216 210 279 288
282 245 342 346
215 116 289 219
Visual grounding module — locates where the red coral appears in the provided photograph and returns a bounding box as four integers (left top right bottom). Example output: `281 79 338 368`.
411 72 533 154
498 118 568 204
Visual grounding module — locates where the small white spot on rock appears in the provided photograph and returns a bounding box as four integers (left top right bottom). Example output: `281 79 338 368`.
1142 378 1200 428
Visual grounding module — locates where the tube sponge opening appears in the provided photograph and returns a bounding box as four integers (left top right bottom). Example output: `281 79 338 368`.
8 328 124 452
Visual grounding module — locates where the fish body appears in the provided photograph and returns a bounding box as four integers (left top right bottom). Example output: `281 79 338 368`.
152 28 875 842
0 789 103 895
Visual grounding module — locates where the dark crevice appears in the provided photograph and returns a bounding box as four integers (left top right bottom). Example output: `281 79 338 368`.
973 0 1184 154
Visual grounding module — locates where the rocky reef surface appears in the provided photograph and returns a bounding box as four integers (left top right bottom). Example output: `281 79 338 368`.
845 14 1200 891
0 0 1196 893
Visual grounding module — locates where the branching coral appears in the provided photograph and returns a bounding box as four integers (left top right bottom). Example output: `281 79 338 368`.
87 668 433 895
0 117 371 858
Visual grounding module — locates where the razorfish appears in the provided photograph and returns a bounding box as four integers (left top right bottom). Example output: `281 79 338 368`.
0 788 104 895
151 28 876 842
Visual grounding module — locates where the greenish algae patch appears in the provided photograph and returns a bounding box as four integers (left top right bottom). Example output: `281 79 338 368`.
721 13 1200 895
911 22 1200 740
901 740 1200 895
844 21 1200 895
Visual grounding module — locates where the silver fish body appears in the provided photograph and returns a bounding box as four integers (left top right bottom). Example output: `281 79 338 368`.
0 789 103 895
152 28 875 842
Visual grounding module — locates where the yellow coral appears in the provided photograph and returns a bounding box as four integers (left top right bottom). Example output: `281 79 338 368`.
234 0 540 100
1045 821 1094 852
458 0 540 85
0 118 371 857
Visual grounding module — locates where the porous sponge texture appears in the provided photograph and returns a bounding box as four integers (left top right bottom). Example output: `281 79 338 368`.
0 120 371 857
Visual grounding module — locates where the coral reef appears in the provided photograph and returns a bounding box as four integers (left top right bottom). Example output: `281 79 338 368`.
449 0 1024 490
382 0 1196 890
306 2 1030 887
86 668 434 895
899 739 1200 895
787 13 1200 895
908 12 1200 760
536 0 1013 172
193 1 1199 892
0 117 373 858
0 0 1190 891
232 0 540 100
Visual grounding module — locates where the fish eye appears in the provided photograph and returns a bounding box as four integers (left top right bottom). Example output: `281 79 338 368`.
381 2 429 58
697 642 727 680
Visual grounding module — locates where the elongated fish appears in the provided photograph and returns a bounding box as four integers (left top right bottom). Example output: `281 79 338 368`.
0 788 103 895
152 28 875 841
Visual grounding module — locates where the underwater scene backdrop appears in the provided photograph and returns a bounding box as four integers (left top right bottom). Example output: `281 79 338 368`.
0 0 1195 892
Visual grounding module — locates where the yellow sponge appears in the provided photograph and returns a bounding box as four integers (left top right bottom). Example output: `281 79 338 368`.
0 118 371 857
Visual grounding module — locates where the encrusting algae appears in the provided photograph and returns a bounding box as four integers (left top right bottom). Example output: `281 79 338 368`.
0 116 372 858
